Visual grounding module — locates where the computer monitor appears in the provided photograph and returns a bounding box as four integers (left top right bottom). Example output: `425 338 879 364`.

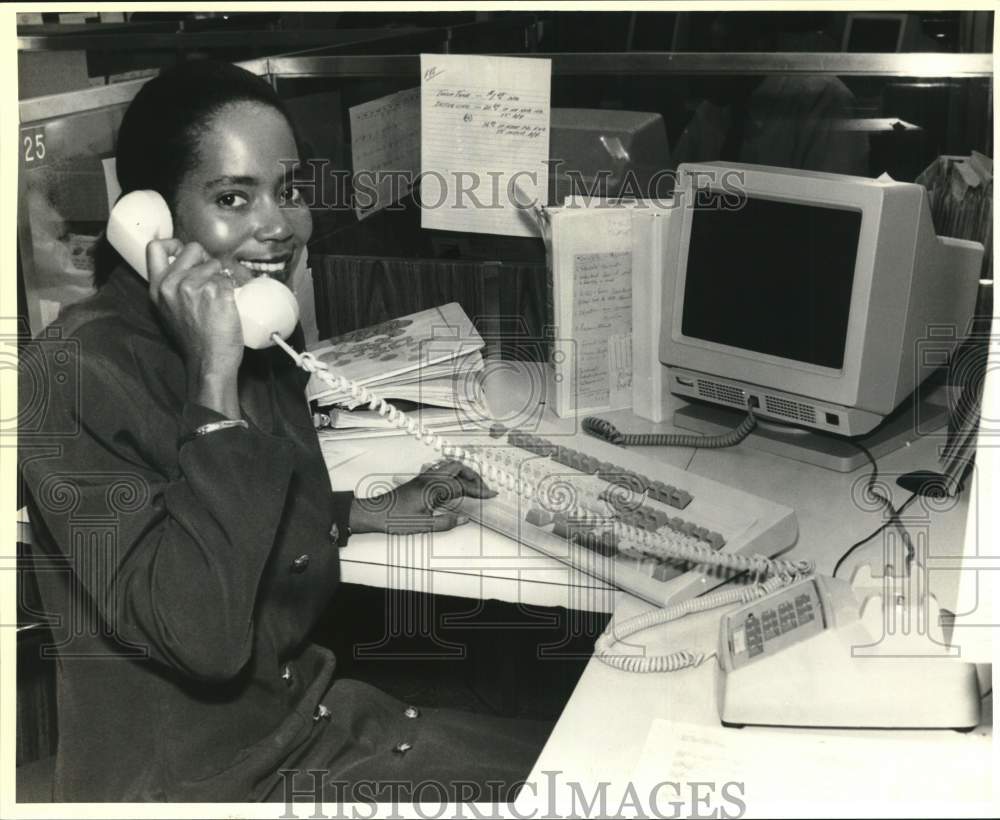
658 162 983 470
548 108 671 205
842 12 910 53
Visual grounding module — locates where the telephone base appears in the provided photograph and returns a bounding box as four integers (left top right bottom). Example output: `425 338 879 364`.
719 658 981 730
718 626 982 730
717 575 982 730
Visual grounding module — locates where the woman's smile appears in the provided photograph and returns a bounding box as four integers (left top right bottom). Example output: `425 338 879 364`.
233 253 295 284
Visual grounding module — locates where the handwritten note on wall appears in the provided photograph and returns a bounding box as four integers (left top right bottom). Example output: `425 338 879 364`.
349 87 420 220
420 53 551 237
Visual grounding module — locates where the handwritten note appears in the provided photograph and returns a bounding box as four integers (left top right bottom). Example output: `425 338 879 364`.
572 251 633 410
631 719 992 813
349 87 420 220
420 54 551 237
549 205 636 417
608 332 634 408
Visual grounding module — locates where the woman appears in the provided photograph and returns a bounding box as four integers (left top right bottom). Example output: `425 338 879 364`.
20 60 548 804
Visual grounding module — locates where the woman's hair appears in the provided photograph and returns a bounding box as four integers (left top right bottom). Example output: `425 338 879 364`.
115 59 295 205
97 59 297 283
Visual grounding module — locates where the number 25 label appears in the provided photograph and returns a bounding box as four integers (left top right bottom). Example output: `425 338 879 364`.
21 127 48 166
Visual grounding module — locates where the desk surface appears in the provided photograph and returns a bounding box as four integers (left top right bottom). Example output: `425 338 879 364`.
323 362 995 817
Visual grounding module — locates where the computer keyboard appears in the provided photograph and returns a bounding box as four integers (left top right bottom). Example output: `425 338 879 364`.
451 423 799 607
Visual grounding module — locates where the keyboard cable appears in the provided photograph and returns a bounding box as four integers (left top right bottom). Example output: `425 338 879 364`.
584 409 920 579
582 410 757 449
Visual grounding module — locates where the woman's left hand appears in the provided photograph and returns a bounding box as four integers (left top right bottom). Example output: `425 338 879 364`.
349 461 496 534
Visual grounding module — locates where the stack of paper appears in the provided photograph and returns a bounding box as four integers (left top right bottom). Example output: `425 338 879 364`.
306 303 492 439
546 200 639 417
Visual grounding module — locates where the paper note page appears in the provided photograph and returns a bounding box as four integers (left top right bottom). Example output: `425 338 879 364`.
631 719 992 816
318 439 365 473
549 204 635 417
349 87 420 220
608 331 634 408
420 54 551 237
571 249 633 411
102 156 121 213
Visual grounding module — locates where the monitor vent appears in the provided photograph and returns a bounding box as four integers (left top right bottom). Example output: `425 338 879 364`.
764 395 817 424
696 380 746 407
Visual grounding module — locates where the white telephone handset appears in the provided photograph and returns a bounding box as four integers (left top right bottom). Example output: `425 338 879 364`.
107 189 299 349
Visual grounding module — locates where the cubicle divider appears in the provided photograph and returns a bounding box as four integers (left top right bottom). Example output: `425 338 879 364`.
17 51 993 340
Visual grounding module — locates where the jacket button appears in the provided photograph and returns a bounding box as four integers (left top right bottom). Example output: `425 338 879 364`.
403 706 420 719
393 741 413 754
329 523 339 543
291 554 310 573
314 704 331 721
281 665 292 684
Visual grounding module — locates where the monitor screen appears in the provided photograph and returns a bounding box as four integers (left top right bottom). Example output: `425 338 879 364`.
845 16 905 53
680 194 862 370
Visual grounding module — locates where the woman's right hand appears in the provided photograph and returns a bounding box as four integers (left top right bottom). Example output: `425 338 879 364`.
147 239 244 419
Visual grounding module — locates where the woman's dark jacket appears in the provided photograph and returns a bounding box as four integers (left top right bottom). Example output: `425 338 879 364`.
19 267 543 802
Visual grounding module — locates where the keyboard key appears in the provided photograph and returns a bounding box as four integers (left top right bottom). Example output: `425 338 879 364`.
597 464 621 482
525 508 553 527
620 472 644 493
552 514 569 538
600 531 619 555
648 481 671 503
536 439 557 457
652 562 680 582
671 489 693 509
575 530 618 558
626 471 650 493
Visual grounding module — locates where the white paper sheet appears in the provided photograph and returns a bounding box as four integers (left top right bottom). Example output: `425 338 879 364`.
572 250 632 408
349 87 420 220
102 156 121 213
549 203 637 416
420 53 551 237
631 719 993 817
318 439 366 475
